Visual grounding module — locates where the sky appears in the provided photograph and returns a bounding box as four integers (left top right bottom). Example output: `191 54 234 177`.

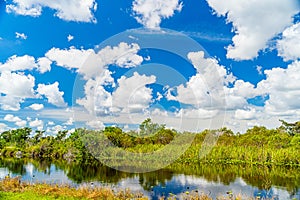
0 0 300 134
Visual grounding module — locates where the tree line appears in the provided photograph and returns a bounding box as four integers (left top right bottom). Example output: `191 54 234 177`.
0 119 299 166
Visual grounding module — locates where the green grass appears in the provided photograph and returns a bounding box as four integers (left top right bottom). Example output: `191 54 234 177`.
0 191 83 200
0 176 148 200
0 177 291 200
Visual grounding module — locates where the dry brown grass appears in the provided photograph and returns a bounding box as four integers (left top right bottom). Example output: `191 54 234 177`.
0 177 277 200
0 176 148 199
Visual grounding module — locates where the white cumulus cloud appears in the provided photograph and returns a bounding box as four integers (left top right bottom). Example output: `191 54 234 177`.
206 0 299 60
4 114 27 127
0 55 37 72
6 0 97 23
0 55 51 74
168 51 236 110
277 22 300 61
4 114 22 122
64 117 74 126
37 82 67 107
46 43 143 79
29 118 44 130
257 60 300 116
78 72 156 116
112 72 156 113
28 103 44 110
86 120 105 130
45 46 94 71
37 57 52 73
167 51 265 121
234 107 258 120
15 120 27 127
0 123 8 133
0 72 35 111
132 0 183 29
77 70 114 114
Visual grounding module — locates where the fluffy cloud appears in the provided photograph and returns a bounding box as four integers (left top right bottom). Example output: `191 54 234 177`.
206 0 299 60
0 72 35 110
52 43 146 117
176 108 218 119
37 82 67 107
86 120 105 130
45 47 94 71
225 80 263 110
15 120 27 127
188 51 235 87
132 0 183 29
234 107 258 120
167 51 235 109
76 70 114 114
28 103 44 111
6 0 97 23
0 96 24 111
0 55 51 73
167 73 213 107
4 114 22 122
64 117 74 126
167 50 265 122
78 72 156 116
46 43 143 79
112 72 156 113
257 60 300 116
37 57 52 73
4 114 27 127
0 55 36 72
0 123 8 132
0 55 52 111
52 125 65 132
277 22 300 61
29 118 43 130
0 72 35 97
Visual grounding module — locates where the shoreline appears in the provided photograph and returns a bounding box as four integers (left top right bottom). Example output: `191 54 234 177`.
0 176 279 200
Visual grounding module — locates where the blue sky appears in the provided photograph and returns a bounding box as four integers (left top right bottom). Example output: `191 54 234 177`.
0 0 300 134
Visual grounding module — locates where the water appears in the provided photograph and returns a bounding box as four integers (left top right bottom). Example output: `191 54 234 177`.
0 159 299 199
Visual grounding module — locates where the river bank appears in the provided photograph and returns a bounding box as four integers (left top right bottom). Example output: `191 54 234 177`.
0 176 287 200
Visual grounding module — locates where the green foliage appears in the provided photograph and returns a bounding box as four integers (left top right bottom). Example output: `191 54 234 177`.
0 128 31 148
0 119 299 166
279 119 300 136
139 118 165 136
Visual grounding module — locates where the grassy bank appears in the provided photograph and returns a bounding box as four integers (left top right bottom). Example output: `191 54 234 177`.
0 176 148 200
0 177 283 200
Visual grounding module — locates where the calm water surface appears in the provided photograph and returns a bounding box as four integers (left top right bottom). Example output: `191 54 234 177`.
0 159 299 200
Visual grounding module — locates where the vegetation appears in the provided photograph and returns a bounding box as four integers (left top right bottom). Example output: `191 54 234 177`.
0 118 299 167
0 176 286 200
1 158 299 193
0 176 147 199
0 119 299 199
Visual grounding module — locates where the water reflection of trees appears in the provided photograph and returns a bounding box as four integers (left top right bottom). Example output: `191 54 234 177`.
0 158 26 175
167 163 300 193
56 161 174 190
0 158 299 195
138 169 173 191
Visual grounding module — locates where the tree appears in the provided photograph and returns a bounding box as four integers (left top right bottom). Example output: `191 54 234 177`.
279 119 300 136
139 118 165 136
33 130 45 144
10 127 31 147
56 130 68 141
1 131 12 143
